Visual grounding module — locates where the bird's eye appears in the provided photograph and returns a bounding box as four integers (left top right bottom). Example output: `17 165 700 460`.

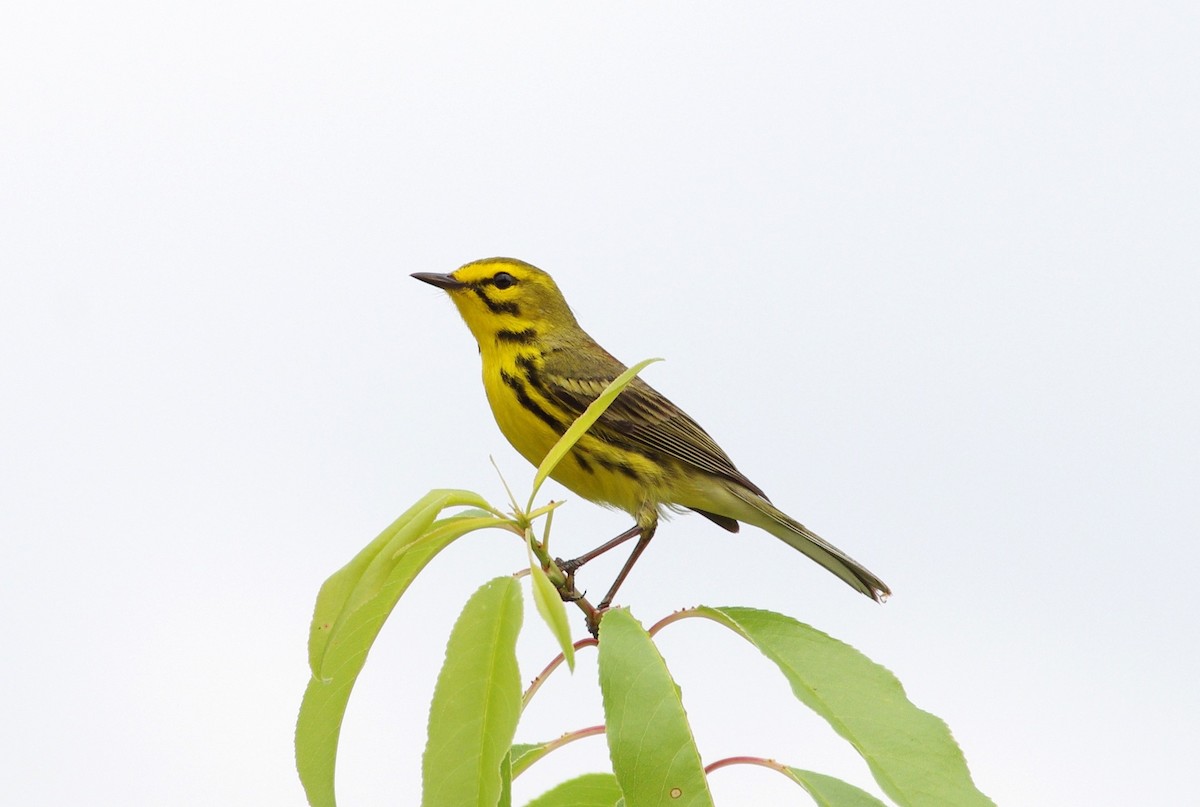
493 272 517 290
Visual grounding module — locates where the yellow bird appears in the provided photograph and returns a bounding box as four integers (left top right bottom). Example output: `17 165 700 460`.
413 258 889 611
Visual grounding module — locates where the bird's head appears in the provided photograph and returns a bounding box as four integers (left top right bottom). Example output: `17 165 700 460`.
412 257 579 346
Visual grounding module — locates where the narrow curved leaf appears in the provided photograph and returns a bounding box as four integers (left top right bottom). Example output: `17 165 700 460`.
423 577 524 807
528 357 662 509
509 742 547 778
527 532 575 672
499 750 514 807
697 607 994 807
296 491 511 807
784 768 887 807
524 773 623 807
597 608 713 807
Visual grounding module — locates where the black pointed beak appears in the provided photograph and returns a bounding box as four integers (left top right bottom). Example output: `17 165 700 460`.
411 272 465 290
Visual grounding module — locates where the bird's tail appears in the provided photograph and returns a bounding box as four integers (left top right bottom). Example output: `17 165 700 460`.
726 485 891 602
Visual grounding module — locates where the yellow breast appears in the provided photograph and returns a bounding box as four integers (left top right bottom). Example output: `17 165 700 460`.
479 347 668 516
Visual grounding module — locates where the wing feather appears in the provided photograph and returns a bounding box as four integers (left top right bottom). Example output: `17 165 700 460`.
538 344 768 499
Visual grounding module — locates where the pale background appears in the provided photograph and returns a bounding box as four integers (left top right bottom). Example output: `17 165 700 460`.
3 3 1197 806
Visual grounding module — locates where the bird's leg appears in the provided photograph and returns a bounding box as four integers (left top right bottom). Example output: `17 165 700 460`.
557 524 643 576
581 523 657 637
567 508 660 637
596 523 655 611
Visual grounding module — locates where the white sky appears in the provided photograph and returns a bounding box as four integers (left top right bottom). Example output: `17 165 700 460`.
2 2 1197 805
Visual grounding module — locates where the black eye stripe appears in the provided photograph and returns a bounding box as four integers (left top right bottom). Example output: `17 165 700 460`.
471 285 520 315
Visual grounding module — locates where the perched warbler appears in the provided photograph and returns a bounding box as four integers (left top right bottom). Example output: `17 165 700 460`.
413 258 889 610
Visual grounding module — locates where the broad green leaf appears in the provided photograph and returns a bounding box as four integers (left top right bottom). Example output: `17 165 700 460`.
784 768 888 807
296 493 510 807
526 532 575 672
527 357 662 509
308 489 496 674
597 609 713 807
524 773 623 807
423 577 524 807
697 607 994 807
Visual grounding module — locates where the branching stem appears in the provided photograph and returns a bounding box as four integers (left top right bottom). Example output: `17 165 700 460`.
522 520 603 631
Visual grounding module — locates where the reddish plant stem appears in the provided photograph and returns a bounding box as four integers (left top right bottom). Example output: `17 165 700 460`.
510 725 607 779
522 637 598 709
647 606 703 636
705 755 790 775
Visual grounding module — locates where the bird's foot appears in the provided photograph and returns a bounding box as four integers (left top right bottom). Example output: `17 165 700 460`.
559 585 585 603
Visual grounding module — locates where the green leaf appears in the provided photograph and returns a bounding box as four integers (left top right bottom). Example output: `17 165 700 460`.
498 750 514 807
697 607 995 807
508 727 608 780
524 773 624 807
527 357 662 510
296 491 511 807
597 609 713 807
526 531 575 672
509 742 547 779
307 489 497 675
422 577 524 807
784 768 888 807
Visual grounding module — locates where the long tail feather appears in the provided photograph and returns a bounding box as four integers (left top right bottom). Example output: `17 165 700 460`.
726 485 890 602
